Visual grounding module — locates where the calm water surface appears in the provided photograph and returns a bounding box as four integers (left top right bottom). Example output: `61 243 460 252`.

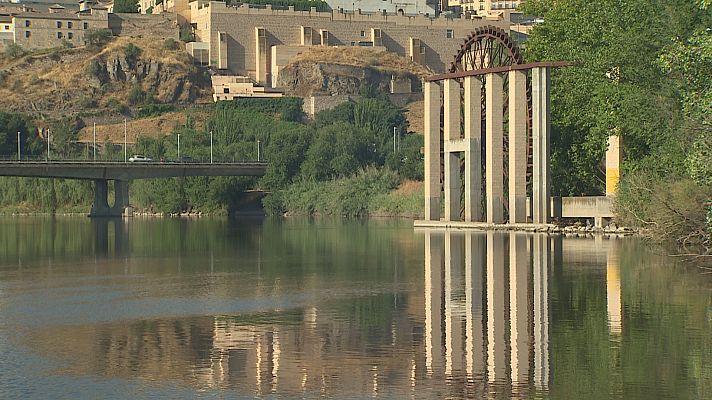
0 217 710 399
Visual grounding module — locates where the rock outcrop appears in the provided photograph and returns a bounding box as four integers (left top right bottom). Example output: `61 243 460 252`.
276 61 421 97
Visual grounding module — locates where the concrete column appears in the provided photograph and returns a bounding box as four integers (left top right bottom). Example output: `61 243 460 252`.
606 135 622 196
486 231 506 382
424 232 444 375
464 232 485 381
111 180 130 216
532 234 550 390
508 70 528 223
509 232 529 387
444 79 461 221
90 179 110 217
464 76 482 222
485 73 504 223
424 81 442 221
532 67 551 224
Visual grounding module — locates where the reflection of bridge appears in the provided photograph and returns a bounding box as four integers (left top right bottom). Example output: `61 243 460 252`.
0 161 267 217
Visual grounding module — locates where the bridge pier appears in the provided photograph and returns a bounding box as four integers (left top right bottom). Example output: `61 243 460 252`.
90 179 130 218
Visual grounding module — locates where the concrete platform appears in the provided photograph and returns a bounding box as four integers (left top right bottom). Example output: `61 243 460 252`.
414 220 556 231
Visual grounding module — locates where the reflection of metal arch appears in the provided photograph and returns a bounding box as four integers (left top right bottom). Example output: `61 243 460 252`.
444 26 532 217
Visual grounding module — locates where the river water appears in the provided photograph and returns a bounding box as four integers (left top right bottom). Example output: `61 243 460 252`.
0 217 710 399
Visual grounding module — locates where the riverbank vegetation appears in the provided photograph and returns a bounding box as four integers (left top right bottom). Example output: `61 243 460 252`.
522 0 711 253
0 95 423 217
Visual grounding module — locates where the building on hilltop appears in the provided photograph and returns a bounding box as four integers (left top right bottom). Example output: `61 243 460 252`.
325 0 438 16
183 0 508 88
0 0 110 50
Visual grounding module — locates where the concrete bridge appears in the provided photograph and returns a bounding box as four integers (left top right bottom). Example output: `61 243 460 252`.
0 161 267 217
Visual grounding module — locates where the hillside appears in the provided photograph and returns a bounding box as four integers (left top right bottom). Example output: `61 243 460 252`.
276 47 432 97
0 36 211 117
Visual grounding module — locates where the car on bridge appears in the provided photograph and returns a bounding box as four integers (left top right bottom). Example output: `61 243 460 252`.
128 155 152 162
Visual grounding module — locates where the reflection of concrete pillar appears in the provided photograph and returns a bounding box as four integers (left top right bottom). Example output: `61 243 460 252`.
508 70 528 223
424 232 444 375
606 135 622 196
486 232 506 382
485 73 504 223
509 232 529 387
532 67 551 224
532 234 550 390
445 232 464 375
444 79 461 221
607 240 622 336
424 81 442 221
464 76 482 222
465 232 485 381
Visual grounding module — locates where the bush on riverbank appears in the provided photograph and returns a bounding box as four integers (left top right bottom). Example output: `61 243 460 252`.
263 168 420 217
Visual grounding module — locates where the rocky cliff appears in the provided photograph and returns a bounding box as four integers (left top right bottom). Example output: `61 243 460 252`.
0 37 209 116
274 47 430 97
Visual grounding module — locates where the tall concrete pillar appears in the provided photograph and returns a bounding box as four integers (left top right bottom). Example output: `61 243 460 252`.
485 73 505 223
606 135 622 196
464 76 482 222
508 70 528 223
532 234 550 390
532 67 551 224
486 231 506 382
111 180 130 216
424 81 442 221
464 232 485 381
443 79 461 221
90 179 110 217
509 232 530 387
424 232 444 375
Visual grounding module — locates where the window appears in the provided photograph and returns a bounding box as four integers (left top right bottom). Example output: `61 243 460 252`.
68 32 73 39
360 30 365 37
57 32 63 39
419 46 425 54
83 22 88 29
25 20 30 27
25 30 30 38
223 88 229 94
3 25 8 30
67 21 72 29
57 21 62 28
446 29 454 39
219 32 226 42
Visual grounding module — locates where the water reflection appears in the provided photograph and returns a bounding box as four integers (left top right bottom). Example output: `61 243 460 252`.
2 218 710 398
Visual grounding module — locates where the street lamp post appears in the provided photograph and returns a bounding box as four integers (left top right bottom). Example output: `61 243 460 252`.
257 139 260 162
17 131 20 161
124 119 127 163
210 130 213 164
47 129 50 162
178 133 181 160
93 122 96 161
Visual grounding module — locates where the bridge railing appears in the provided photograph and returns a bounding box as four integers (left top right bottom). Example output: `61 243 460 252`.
0 155 267 165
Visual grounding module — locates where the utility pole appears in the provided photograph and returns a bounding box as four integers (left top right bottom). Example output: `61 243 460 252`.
393 127 397 153
47 129 50 162
124 118 127 163
210 130 213 164
178 134 181 160
257 139 261 162
17 131 20 161
93 122 96 161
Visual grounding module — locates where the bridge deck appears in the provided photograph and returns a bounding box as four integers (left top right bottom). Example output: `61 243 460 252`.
0 161 268 180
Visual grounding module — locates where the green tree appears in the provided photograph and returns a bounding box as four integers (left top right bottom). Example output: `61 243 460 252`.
113 0 139 13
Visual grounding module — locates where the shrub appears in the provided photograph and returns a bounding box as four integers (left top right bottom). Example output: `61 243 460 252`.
0 70 7 86
113 0 139 13
85 29 113 48
127 84 145 105
163 38 180 50
4 43 24 59
179 25 194 43
124 43 141 63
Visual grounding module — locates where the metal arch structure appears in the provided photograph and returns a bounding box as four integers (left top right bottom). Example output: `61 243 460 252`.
448 25 524 73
